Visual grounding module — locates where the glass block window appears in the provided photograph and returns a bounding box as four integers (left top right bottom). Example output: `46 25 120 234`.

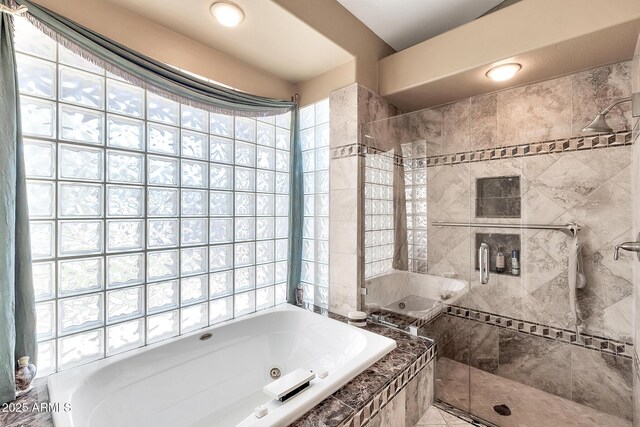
299 100 329 308
15 19 291 374
364 152 394 279
403 143 427 273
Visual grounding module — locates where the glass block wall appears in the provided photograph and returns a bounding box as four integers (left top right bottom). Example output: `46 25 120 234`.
403 142 428 273
299 100 330 307
14 18 291 374
364 151 395 279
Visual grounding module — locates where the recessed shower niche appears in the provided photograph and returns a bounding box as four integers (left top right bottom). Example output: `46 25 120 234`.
476 175 521 218
474 233 521 276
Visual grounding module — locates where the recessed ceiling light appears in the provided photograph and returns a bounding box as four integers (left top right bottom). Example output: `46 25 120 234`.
210 1 244 27
486 63 522 82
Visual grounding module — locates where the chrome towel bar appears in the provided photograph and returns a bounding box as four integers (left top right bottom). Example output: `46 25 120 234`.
432 221 580 237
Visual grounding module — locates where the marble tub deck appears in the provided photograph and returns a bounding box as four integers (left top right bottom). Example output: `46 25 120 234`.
292 307 438 426
0 306 438 427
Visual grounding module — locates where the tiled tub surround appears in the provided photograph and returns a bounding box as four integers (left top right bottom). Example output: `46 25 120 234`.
423 308 635 421
1 306 437 427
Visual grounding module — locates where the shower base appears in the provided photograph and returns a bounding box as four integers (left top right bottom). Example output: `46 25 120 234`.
436 358 631 427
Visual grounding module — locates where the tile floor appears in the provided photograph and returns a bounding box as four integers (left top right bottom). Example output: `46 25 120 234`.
416 406 475 426
436 358 632 427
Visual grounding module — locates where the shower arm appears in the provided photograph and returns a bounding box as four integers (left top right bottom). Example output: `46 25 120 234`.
599 97 632 115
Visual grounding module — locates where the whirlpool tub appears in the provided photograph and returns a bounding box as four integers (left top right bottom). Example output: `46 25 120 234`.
47 304 396 427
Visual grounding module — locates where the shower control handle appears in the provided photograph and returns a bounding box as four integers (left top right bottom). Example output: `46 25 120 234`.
614 234 640 261
479 243 489 284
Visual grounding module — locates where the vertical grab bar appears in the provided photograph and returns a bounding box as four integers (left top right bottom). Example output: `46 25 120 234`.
479 243 489 284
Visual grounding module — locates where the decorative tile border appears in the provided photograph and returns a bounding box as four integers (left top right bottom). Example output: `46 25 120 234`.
443 304 634 359
331 142 368 159
331 143 406 166
421 131 632 168
339 346 437 427
366 304 633 360
331 131 634 166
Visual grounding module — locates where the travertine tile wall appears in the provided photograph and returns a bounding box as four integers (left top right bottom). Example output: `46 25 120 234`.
364 61 636 343
328 84 400 316
428 62 635 344
361 60 639 422
423 311 634 420
632 51 640 427
427 144 635 342
634 129 640 425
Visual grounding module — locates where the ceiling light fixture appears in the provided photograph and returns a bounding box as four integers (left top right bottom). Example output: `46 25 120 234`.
485 63 522 82
210 1 245 27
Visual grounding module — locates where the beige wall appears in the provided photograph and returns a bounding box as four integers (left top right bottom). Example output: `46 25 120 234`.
32 0 296 100
31 0 383 106
296 60 356 107
275 0 394 100
30 0 640 111
379 0 640 111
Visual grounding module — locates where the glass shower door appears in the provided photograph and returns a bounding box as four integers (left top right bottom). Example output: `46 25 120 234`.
420 101 474 418
467 58 639 426
360 103 475 419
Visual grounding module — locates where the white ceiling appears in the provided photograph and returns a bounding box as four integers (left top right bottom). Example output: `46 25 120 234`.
337 0 505 51
102 0 352 83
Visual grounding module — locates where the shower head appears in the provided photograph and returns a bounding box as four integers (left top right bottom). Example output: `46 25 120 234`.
581 113 613 134
581 97 632 134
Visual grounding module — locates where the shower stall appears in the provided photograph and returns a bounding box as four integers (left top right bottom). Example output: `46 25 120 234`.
361 56 639 426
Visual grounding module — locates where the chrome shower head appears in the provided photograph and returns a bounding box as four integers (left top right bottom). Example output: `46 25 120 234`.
581 97 632 134
581 113 613 134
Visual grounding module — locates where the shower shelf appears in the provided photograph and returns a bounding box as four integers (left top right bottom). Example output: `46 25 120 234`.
432 221 580 237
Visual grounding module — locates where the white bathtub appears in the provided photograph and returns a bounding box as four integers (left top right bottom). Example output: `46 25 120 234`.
365 270 466 318
48 304 396 427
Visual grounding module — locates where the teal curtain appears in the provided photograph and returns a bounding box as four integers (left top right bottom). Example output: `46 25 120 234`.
15 0 293 117
0 1 37 404
287 106 303 303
